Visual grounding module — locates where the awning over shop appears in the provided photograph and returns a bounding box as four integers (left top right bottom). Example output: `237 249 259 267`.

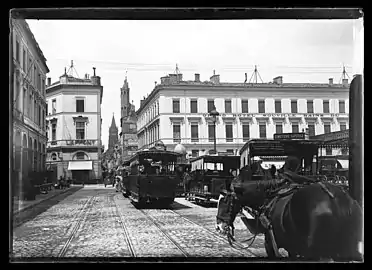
68 161 93 170
261 161 285 170
337 159 349 169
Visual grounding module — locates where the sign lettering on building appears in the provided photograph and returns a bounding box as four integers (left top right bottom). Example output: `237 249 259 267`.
66 139 96 146
274 132 306 140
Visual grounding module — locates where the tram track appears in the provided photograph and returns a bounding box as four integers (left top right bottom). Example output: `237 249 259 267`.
138 208 189 257
140 206 260 257
113 198 137 257
57 195 96 258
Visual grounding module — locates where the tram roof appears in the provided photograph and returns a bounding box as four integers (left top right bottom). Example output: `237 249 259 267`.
189 155 240 164
239 139 323 157
123 149 181 164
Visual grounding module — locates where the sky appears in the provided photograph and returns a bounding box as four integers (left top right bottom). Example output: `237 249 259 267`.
26 19 363 148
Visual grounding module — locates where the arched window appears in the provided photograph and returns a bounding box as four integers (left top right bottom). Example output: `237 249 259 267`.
74 151 89 160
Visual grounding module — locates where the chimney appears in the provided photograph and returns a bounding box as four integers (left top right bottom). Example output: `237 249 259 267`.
210 73 220 84
47 77 51 86
329 78 333 85
273 76 283 85
160 76 170 85
140 99 144 107
342 78 348 87
194 73 200 82
169 74 177 84
90 67 101 86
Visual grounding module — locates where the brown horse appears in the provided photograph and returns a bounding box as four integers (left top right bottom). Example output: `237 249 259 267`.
216 158 363 261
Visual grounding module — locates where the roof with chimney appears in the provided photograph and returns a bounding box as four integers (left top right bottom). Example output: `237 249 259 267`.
136 72 350 115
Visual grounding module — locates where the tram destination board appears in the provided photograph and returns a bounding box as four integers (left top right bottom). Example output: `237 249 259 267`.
274 132 306 140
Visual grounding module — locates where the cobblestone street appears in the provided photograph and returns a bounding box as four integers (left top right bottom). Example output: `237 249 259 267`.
11 185 268 260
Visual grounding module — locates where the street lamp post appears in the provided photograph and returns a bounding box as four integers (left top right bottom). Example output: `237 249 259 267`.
209 107 219 155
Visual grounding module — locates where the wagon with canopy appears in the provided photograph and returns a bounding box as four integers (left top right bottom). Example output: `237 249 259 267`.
239 136 324 181
187 155 240 205
121 148 182 207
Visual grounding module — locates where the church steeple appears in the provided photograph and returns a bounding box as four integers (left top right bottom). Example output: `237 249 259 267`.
108 113 118 150
110 113 117 130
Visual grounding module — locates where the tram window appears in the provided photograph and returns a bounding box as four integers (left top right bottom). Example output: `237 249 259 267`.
326 148 332 156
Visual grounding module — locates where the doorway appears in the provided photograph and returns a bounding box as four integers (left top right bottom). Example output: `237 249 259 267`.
71 170 90 184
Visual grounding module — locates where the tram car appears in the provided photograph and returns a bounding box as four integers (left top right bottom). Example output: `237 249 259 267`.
187 155 240 205
120 147 182 207
239 136 323 181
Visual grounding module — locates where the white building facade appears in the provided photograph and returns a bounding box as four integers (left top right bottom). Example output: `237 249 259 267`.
12 19 49 197
136 73 349 158
45 69 103 183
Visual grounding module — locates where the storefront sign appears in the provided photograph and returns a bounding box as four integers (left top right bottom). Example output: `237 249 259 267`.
274 132 306 140
66 139 97 146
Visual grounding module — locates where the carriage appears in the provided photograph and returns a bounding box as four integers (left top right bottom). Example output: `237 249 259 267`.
239 137 325 181
319 156 349 189
187 155 240 205
120 148 182 207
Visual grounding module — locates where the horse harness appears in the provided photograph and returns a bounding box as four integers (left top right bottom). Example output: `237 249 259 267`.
257 181 336 257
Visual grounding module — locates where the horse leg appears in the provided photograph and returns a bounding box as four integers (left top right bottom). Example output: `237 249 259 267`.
264 232 277 258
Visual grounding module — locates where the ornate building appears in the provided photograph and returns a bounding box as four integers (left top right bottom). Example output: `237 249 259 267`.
136 71 349 158
11 18 49 198
45 67 103 184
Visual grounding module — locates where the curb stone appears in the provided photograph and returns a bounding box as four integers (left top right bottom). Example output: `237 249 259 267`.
13 187 79 216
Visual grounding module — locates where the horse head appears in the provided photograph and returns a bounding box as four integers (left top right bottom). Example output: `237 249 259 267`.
216 176 289 243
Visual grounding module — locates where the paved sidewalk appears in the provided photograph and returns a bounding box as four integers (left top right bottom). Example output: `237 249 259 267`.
12 186 77 215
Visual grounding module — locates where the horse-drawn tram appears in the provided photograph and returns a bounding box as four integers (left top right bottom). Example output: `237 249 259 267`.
187 155 240 205
216 133 363 260
239 136 323 180
120 148 182 207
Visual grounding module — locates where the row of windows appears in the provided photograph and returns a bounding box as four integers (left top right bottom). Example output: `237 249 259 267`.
47 99 85 115
173 99 346 114
139 101 159 129
188 148 346 158
172 122 348 143
14 83 46 130
15 35 45 96
47 121 86 141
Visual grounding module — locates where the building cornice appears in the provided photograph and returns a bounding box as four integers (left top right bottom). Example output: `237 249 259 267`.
46 84 102 96
136 83 349 115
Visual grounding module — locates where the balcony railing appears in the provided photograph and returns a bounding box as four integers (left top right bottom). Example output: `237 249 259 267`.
47 139 99 148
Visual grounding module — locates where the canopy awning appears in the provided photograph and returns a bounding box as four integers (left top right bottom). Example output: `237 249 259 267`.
261 161 285 170
337 159 349 169
68 161 93 170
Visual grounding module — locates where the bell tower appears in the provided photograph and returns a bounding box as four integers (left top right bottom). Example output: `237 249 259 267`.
121 72 130 124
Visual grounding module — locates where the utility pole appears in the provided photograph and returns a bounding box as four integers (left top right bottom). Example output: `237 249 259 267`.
9 16 14 258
